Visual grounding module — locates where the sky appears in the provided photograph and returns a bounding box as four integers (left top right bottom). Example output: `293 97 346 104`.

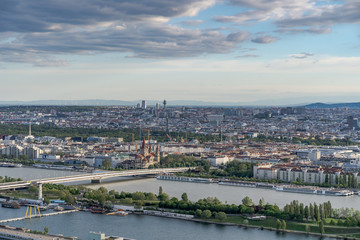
0 0 360 105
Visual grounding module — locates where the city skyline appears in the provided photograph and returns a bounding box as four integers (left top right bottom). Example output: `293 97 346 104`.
1 0 359 104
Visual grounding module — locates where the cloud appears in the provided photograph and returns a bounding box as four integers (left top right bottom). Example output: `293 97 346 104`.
216 0 359 35
0 23 250 60
276 27 332 35
290 52 314 59
276 1 360 28
236 54 259 58
226 31 251 42
0 48 68 67
251 36 278 44
0 0 216 33
215 0 318 24
181 20 205 26
0 0 255 65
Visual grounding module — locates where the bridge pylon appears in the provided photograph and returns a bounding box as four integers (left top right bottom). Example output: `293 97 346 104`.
25 205 41 219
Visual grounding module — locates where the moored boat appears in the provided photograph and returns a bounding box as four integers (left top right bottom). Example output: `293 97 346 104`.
91 207 107 214
1 201 21 209
156 175 212 183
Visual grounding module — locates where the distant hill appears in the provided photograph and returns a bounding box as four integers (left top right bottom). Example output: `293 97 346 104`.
305 102 360 109
0 99 245 107
2 99 360 108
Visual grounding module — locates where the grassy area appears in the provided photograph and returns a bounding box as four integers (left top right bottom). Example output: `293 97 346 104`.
3 191 38 200
213 216 360 236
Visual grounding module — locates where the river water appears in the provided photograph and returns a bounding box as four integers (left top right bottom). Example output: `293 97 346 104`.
0 167 85 181
6 211 330 240
0 167 355 239
90 178 360 210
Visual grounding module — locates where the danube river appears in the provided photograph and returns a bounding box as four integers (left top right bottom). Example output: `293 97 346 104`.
91 178 360 210
0 167 357 239
4 210 331 240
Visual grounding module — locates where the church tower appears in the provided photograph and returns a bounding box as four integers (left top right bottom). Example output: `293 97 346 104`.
140 138 149 156
156 145 160 162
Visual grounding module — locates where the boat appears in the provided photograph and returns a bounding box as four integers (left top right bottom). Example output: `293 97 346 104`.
323 189 353 196
106 210 128 216
156 175 212 183
53 206 64 211
275 186 353 196
1 201 21 209
275 186 317 194
38 205 49 211
218 180 257 188
0 163 22 168
91 207 107 214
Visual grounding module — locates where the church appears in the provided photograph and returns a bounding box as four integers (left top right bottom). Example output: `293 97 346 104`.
135 139 161 168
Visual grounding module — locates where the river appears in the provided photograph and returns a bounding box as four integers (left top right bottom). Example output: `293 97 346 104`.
0 167 356 239
6 211 330 240
90 178 360 210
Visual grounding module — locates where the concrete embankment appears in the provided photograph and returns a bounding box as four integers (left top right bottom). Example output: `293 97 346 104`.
0 225 69 240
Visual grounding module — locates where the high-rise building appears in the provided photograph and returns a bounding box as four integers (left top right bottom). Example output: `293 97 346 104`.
141 100 147 109
347 116 359 130
354 118 359 130
347 116 354 129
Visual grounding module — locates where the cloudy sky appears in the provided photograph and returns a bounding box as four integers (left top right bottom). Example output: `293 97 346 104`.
1 0 359 105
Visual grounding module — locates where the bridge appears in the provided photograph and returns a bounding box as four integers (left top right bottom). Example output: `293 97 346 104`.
0 167 190 200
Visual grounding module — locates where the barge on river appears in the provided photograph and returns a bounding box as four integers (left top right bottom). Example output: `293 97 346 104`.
275 186 353 196
156 175 212 183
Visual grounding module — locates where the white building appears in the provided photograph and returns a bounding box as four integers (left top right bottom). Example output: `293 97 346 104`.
38 154 61 163
208 155 233 166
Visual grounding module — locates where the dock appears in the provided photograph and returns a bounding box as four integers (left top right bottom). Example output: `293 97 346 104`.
0 210 79 224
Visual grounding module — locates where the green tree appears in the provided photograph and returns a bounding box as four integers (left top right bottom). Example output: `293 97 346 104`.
314 203 320 221
305 224 310 233
276 219 282 230
181 193 189 202
282 220 286 230
43 197 50 205
201 210 212 219
43 227 49 235
259 197 265 207
159 186 163 196
158 193 169 201
102 158 112 169
123 198 133 204
146 193 157 201
195 209 202 217
310 203 314 220
135 200 144 209
319 220 325 235
242 196 253 206
304 205 309 219
216 212 227 221
132 192 146 201
64 191 75 205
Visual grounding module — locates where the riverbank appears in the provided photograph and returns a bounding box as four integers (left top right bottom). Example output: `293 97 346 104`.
0 224 70 240
133 210 360 239
157 174 358 197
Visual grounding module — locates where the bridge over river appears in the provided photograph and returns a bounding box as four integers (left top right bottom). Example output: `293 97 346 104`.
0 167 190 200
